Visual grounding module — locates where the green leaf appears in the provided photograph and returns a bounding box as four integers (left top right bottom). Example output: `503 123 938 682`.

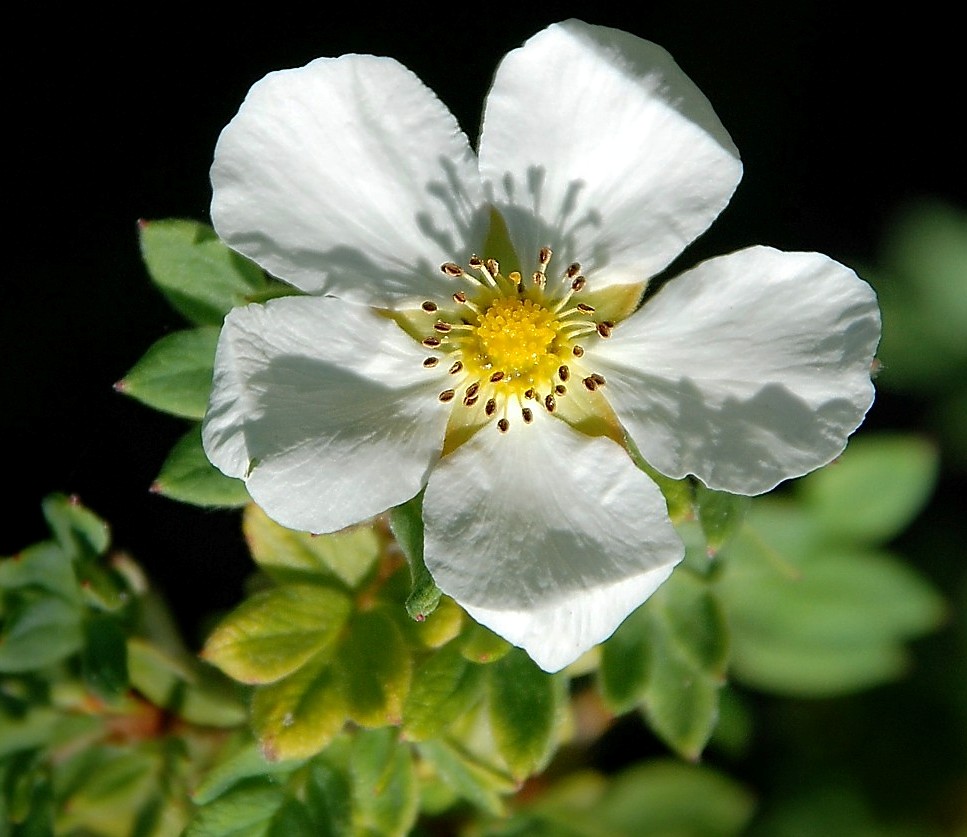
487 648 564 780
596 760 755 836
243 505 379 589
799 434 938 543
184 780 309 837
192 742 303 806
118 327 219 419
350 729 418 837
720 501 945 696
127 638 247 727
695 484 750 555
403 643 485 740
389 493 441 620
599 606 652 715
0 593 83 672
250 651 348 761
41 493 110 560
152 426 250 508
416 740 513 816
81 613 129 697
202 585 352 685
0 542 79 601
138 219 268 326
339 610 412 728
303 760 353 837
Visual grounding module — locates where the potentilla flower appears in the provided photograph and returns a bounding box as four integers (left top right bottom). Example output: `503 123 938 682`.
202 20 881 672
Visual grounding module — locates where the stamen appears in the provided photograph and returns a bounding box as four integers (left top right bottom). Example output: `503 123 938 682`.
558 365 570 382
423 337 441 348
576 303 596 314
441 262 464 278
571 275 586 292
583 376 598 391
597 321 614 338
485 398 497 416
433 322 452 333
538 246 552 267
573 345 585 357
465 382 480 399
463 394 479 407
448 360 463 374
531 270 546 289
497 418 510 433
522 407 533 423
524 388 536 400
423 357 439 368
439 389 456 402
566 262 581 279
421 301 438 312
452 291 467 303
544 394 556 412
555 384 567 395
591 373 607 386
489 370 505 383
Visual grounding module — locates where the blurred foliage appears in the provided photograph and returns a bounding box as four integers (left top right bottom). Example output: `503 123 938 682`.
5 204 964 834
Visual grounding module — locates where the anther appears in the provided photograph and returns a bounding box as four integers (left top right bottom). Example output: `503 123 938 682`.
439 389 456 402
591 373 607 386
441 262 464 277
468 255 483 268
522 407 533 423
597 321 613 338
463 394 479 407
555 384 567 395
576 302 596 314
422 337 441 348
524 388 536 400
544 394 556 412
558 365 570 382
497 418 510 433
583 376 598 391
465 382 480 399
452 291 467 304
572 345 585 357
566 262 581 278
433 321 452 333
485 258 500 276
421 301 438 312
485 398 497 416
509 271 522 285
539 246 552 266
570 275 587 292
423 357 439 368
489 370 505 383
531 270 546 289
448 360 463 374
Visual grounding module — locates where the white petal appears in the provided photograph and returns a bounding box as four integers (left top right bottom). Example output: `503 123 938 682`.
595 247 881 494
202 296 450 532
422 411 683 672
211 55 487 307
479 19 741 286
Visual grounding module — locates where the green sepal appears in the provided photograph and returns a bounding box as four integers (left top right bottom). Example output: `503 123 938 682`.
402 643 485 741
350 728 419 837
487 648 565 781
694 484 750 555
81 613 129 698
459 621 512 664
153 426 250 508
118 327 219 419
0 542 79 601
138 218 269 326
389 492 441 621
201 584 352 685
243 504 379 589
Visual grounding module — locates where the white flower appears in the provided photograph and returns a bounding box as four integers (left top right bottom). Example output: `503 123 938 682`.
202 20 880 672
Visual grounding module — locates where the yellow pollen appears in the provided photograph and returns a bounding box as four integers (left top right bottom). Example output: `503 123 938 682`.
466 297 562 394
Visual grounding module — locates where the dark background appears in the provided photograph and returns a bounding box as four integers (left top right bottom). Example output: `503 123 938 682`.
6 3 964 643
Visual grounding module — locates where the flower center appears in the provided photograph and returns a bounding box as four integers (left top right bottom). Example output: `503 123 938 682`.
414 248 614 433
